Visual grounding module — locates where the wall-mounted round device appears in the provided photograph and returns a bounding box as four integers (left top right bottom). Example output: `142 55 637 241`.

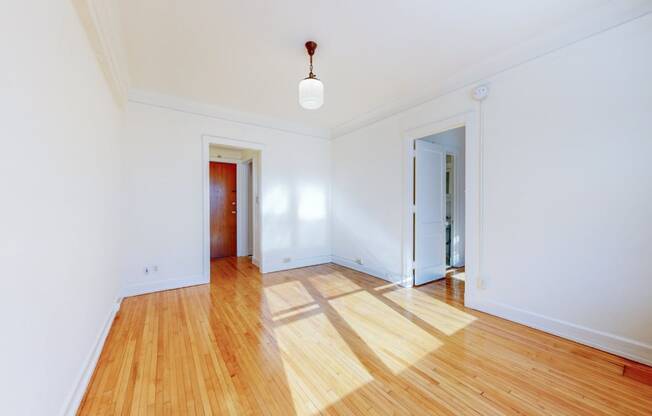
472 84 490 101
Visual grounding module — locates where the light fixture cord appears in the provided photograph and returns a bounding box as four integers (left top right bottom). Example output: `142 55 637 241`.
309 54 314 78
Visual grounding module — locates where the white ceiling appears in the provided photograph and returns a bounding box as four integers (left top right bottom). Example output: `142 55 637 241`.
118 0 613 131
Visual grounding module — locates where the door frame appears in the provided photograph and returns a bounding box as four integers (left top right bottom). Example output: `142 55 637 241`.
236 158 254 257
202 135 265 280
401 110 482 305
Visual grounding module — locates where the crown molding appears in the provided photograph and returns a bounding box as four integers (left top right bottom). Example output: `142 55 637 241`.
331 0 652 138
72 0 130 106
128 89 331 140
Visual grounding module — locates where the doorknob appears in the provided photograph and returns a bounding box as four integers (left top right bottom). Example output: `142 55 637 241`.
232 202 236 205
231 211 236 214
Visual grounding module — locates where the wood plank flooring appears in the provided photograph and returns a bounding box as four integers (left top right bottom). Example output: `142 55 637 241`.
78 257 652 415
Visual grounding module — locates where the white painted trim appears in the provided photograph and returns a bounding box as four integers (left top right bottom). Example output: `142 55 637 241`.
250 157 260 267
467 298 652 367
61 299 121 416
262 255 332 274
402 111 481 300
236 162 244 256
236 160 253 257
72 0 129 105
251 257 260 267
203 135 264 279
330 255 406 285
121 275 208 298
331 2 652 138
130 89 330 140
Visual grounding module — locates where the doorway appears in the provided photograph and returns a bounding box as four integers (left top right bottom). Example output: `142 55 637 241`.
413 126 466 285
209 144 258 261
209 161 237 258
203 136 264 279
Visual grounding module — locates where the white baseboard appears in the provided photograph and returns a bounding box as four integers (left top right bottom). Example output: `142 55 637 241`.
121 275 209 298
467 297 652 367
251 257 260 267
330 255 407 285
262 255 332 274
61 299 121 416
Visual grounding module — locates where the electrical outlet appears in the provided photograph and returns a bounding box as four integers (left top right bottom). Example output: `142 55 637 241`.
283 257 291 263
477 278 486 290
144 265 159 274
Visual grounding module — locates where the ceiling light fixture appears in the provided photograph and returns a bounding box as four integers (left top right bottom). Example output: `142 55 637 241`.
299 41 323 110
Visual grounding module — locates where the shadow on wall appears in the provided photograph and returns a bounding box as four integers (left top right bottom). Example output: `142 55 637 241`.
332 187 402 279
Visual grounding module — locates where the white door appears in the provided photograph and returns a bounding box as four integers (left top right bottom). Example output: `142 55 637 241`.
414 140 446 285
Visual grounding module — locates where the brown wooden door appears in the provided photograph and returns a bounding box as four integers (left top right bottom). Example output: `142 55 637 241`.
210 162 237 258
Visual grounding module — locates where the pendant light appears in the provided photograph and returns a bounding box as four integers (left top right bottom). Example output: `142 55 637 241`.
299 41 324 110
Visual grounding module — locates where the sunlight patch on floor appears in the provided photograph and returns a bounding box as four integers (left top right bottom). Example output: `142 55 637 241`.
383 288 476 336
264 280 316 315
447 269 466 282
272 311 374 414
329 291 442 374
453 271 466 281
308 271 361 298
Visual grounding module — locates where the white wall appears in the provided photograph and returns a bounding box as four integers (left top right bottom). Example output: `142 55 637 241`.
209 144 244 160
1 2 124 415
423 127 465 149
332 14 652 364
331 116 405 280
121 100 331 294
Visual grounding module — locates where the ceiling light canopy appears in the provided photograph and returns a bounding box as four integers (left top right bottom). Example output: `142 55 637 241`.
299 41 323 110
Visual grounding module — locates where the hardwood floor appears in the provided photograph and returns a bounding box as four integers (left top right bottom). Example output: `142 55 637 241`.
79 258 652 415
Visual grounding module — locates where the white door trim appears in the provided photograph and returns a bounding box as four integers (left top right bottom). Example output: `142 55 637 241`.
202 135 265 280
236 160 254 257
401 110 482 306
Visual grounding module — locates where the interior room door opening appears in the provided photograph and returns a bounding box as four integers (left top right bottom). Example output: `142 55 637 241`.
413 126 466 285
209 161 238 259
206 141 261 268
203 136 264 278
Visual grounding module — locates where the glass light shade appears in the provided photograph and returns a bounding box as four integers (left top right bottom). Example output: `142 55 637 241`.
299 77 324 109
